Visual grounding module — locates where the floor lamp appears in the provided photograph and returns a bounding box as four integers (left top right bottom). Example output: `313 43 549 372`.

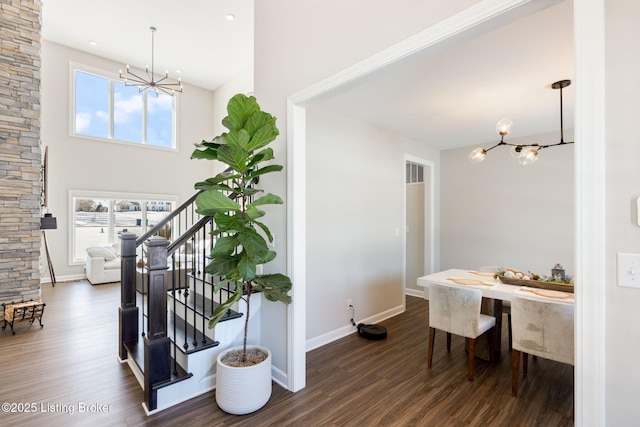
40 213 57 286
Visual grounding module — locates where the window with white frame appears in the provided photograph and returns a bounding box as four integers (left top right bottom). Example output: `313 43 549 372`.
70 191 177 264
72 67 176 149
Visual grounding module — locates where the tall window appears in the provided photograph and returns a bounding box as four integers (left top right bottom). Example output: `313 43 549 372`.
73 67 175 149
70 191 177 264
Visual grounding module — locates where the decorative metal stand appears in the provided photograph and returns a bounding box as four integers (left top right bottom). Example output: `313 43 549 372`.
2 300 46 335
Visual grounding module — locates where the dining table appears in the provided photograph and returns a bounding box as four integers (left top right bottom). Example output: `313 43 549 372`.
417 268 574 362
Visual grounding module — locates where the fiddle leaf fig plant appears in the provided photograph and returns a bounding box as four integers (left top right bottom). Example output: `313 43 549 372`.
191 94 292 363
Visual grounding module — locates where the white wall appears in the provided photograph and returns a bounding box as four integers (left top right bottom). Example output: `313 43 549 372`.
440 131 575 276
255 0 480 383
605 0 640 424
305 106 439 348
41 41 215 279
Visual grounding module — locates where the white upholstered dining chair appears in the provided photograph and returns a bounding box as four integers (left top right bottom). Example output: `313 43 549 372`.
511 295 574 397
427 283 496 381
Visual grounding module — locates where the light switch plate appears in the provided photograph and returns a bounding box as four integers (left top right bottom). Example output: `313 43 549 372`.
617 252 640 288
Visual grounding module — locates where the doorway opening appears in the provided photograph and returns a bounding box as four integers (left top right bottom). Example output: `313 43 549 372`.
404 157 435 299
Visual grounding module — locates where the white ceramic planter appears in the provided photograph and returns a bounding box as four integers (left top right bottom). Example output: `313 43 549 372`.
215 345 272 415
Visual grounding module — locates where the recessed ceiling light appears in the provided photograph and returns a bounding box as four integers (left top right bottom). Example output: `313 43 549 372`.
225 13 235 21
88 40 97 46
175 69 182 74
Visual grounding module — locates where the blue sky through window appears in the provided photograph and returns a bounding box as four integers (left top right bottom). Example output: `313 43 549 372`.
75 71 109 137
74 69 174 148
147 91 173 148
113 81 143 143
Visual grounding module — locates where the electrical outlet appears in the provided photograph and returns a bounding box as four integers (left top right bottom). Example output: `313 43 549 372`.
347 298 352 308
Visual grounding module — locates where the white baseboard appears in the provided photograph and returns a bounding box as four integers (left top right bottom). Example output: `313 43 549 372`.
305 303 405 352
405 287 425 298
40 274 86 284
271 364 288 389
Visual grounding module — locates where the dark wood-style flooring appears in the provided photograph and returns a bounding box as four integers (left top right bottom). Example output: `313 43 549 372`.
0 281 573 426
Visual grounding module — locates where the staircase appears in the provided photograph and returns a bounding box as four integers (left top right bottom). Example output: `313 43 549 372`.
117 191 253 414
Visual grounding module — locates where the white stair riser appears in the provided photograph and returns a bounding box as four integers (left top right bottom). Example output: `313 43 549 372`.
142 294 263 414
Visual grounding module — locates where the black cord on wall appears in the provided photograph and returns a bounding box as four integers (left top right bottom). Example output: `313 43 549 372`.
349 304 356 327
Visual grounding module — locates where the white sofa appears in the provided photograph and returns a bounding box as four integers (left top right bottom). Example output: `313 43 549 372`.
85 244 121 285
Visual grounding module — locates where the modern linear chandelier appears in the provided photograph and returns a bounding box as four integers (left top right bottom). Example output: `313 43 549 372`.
119 27 183 96
468 79 574 165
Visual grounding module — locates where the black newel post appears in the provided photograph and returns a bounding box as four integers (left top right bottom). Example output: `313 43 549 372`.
119 232 138 361
143 236 171 411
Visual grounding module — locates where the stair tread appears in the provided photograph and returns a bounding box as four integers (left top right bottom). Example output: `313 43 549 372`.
123 338 193 388
168 315 219 354
167 288 243 323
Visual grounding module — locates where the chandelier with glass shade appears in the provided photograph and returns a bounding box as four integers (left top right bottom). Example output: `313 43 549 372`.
468 80 574 165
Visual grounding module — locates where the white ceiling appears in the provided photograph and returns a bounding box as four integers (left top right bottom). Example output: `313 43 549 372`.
41 0 253 91
313 0 574 150
41 0 573 151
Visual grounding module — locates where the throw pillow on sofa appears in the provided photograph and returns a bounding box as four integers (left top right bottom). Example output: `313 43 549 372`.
86 246 118 261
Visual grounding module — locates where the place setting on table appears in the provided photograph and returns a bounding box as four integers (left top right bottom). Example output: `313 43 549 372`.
446 277 496 286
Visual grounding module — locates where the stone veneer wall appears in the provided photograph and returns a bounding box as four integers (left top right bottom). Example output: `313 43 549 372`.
0 0 42 310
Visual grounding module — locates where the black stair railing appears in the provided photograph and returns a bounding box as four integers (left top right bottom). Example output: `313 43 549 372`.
119 192 210 411
118 174 251 412
142 236 171 411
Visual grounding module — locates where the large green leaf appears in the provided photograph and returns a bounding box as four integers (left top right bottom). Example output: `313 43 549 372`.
194 182 234 192
253 274 292 304
210 235 238 258
195 190 241 216
248 193 284 208
191 137 225 160
247 120 279 152
248 164 283 179
217 144 249 173
194 139 222 148
194 180 234 192
208 133 227 145
237 229 270 260
208 287 243 329
226 128 251 150
204 170 242 184
191 147 218 160
213 212 244 233
245 111 276 139
194 171 241 191
206 255 237 277
256 249 276 264
237 252 256 281
241 187 263 197
252 220 273 243
212 278 233 293
245 206 265 221
247 148 274 168
224 94 260 131
221 115 233 131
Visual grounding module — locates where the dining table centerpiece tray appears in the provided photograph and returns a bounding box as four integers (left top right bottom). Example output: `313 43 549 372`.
495 268 574 293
